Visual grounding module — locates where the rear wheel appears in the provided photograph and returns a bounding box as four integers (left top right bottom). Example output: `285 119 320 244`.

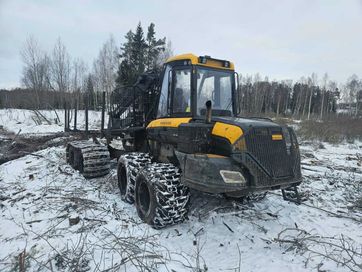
117 153 152 204
135 163 190 229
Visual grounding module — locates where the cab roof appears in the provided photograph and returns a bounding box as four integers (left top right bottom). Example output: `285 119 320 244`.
166 53 235 70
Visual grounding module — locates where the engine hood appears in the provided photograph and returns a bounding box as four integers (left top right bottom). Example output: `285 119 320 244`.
204 116 284 147
213 116 281 132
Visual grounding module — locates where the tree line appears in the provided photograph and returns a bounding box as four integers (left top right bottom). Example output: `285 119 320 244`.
2 72 360 119
238 73 362 118
0 22 171 110
1 21 361 118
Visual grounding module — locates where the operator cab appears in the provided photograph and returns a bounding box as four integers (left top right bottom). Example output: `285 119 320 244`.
157 54 239 118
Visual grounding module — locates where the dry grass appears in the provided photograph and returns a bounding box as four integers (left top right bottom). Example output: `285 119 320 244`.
297 116 362 143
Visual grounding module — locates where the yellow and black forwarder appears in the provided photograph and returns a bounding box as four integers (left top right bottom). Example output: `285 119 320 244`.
66 54 302 228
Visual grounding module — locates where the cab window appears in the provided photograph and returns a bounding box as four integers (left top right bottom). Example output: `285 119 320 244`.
172 68 191 114
157 65 171 117
196 67 233 115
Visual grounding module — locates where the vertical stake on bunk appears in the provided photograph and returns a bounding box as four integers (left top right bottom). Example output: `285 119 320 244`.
64 102 68 131
101 91 106 137
74 99 78 131
85 95 89 135
67 108 70 130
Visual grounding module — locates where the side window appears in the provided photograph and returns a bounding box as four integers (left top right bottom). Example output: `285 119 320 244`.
220 76 232 109
172 69 191 113
157 65 171 117
197 73 214 113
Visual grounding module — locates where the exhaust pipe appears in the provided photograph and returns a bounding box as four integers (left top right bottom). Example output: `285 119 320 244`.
205 100 212 123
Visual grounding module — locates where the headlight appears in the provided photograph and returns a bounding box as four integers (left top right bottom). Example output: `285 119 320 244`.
220 170 246 185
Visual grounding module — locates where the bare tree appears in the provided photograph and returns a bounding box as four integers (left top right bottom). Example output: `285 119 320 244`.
327 80 338 115
50 37 71 93
295 76 306 117
70 58 87 109
345 75 361 116
20 36 50 107
72 58 87 92
320 73 328 119
307 73 317 120
92 35 118 105
282 79 293 114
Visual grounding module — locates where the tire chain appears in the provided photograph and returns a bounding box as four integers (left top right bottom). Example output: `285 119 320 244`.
67 140 110 179
118 152 152 203
141 163 190 228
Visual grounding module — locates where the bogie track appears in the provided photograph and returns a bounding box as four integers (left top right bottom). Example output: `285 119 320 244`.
66 140 110 178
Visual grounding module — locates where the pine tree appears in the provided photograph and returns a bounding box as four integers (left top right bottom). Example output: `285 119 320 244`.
131 22 146 77
116 24 147 86
116 30 135 86
146 23 166 71
115 22 166 87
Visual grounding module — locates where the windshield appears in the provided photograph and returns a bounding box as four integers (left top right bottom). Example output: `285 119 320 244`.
196 67 233 115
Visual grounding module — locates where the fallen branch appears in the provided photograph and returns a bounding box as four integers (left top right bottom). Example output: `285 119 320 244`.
269 191 362 224
33 110 51 125
83 217 107 224
222 221 234 233
274 228 362 272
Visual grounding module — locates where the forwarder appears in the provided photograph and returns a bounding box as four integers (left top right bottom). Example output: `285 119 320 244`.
66 54 302 228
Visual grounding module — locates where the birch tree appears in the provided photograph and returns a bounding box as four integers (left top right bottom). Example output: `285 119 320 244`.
320 73 328 119
72 58 87 92
20 36 50 107
50 37 71 93
93 35 118 106
307 73 317 120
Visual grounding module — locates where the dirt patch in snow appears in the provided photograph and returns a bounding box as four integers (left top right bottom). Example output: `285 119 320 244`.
0 128 80 165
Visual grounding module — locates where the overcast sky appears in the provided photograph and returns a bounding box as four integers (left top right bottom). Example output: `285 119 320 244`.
0 0 362 89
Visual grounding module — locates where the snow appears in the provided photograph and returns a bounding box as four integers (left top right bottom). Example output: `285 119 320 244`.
0 115 361 271
0 142 360 271
0 109 108 135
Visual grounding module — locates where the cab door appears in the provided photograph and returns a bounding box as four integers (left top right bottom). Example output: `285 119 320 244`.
147 65 193 161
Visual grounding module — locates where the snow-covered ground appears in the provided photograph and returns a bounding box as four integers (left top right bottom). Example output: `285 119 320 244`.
0 109 361 271
0 109 107 135
0 141 361 271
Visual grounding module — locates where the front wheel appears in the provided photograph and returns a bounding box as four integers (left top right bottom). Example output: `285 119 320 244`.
117 153 152 204
135 163 190 229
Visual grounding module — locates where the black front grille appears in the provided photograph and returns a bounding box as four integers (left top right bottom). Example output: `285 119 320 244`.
245 127 293 178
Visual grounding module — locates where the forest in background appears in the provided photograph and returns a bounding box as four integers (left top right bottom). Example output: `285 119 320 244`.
0 22 361 119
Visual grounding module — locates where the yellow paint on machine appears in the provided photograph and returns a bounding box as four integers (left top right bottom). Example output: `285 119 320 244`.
193 153 227 159
206 154 227 158
166 53 235 70
272 134 283 140
211 122 243 144
147 118 192 128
